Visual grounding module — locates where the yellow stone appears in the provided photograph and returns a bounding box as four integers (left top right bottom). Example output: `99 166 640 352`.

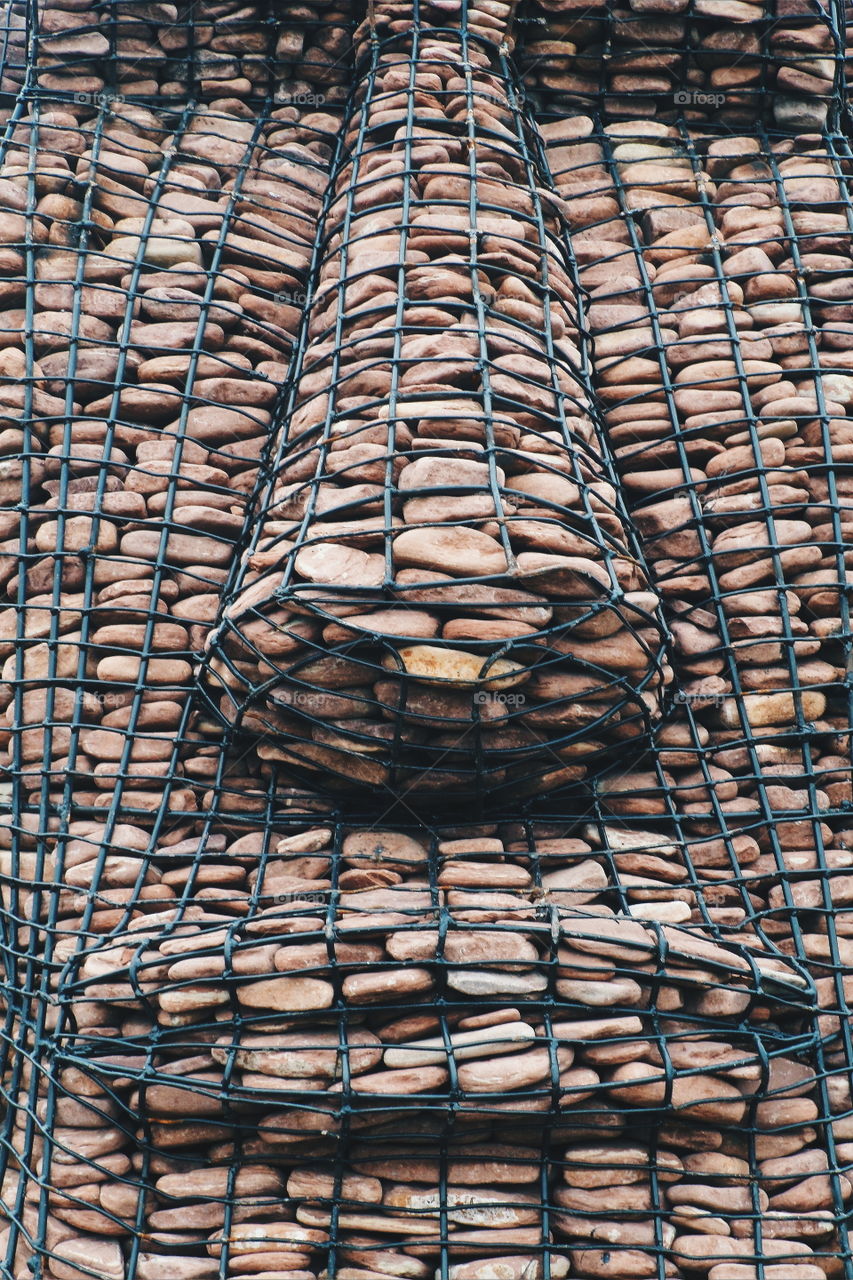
382 644 529 690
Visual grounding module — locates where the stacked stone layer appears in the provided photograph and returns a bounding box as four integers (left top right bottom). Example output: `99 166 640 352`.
0 0 852 1277
541 114 853 976
30 0 351 107
0 94 347 823
4 807 845 1280
516 0 842 132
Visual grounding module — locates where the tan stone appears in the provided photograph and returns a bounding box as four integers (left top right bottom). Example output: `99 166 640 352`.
457 1047 559 1093
393 526 508 577
381 644 528 690
236 976 334 1012
383 1022 536 1068
610 1063 747 1123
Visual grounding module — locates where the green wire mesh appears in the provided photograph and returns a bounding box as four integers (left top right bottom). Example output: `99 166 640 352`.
0 1 850 1278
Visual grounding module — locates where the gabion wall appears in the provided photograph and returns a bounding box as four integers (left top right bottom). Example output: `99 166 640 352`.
0 1 852 1278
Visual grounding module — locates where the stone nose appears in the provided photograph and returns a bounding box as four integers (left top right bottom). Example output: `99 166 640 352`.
206 28 669 802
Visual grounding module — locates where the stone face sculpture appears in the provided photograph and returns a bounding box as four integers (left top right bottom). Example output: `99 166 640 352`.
0 0 852 1278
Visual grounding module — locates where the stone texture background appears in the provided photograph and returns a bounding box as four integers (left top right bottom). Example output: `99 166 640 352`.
0 1 851 1278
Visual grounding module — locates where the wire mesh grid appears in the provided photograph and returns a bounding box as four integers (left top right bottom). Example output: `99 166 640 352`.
533 101 853 1273
0 0 851 1277
13 0 353 114
0 82 349 1278
0 81 346 817
537 111 853 945
0 791 840 1280
515 0 846 133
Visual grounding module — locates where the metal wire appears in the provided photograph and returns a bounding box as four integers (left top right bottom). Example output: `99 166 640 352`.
0 799 827 1280
0 2 851 1279
536 105 853 1276
516 0 845 133
24 0 352 112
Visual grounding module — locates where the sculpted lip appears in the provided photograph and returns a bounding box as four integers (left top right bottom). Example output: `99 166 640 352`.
38 808 822 1278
